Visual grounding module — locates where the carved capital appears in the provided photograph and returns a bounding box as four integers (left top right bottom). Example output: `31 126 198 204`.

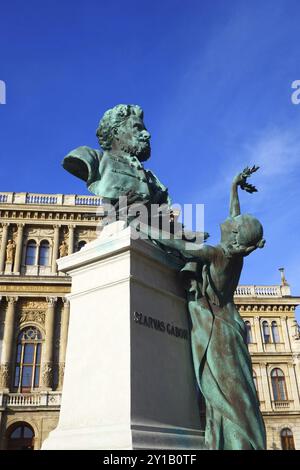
46 297 58 307
6 296 18 305
62 297 70 307
0 363 11 388
42 363 53 388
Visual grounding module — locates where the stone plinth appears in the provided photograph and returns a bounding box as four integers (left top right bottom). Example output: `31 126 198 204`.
42 222 204 450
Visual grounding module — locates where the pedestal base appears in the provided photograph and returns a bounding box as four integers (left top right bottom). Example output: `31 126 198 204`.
42 223 205 450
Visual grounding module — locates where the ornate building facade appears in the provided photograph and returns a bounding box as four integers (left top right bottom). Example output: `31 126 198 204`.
0 191 299 450
235 281 300 450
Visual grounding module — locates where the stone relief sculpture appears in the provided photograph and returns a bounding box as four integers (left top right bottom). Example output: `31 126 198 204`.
180 167 266 449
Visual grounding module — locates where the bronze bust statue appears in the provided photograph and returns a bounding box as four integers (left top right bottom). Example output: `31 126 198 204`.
63 104 170 208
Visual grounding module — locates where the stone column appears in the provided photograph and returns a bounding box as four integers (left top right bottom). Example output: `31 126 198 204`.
58 298 70 390
261 363 272 411
254 316 263 351
42 297 57 389
51 225 60 273
13 223 24 274
281 316 292 352
0 297 18 390
289 363 300 407
0 223 9 274
68 225 75 255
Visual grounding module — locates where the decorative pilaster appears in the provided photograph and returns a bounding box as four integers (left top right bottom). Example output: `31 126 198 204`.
58 298 70 389
0 297 18 390
68 225 75 255
281 316 292 352
289 363 300 407
254 316 263 351
0 364 10 389
293 355 300 402
51 225 60 273
42 297 57 388
13 223 24 274
0 223 9 273
260 363 272 410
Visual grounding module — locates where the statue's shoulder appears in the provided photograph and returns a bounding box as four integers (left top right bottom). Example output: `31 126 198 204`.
62 146 102 183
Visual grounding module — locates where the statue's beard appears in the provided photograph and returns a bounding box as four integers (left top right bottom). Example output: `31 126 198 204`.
121 141 151 162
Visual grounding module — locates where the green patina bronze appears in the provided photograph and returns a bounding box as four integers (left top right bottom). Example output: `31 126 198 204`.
63 105 266 450
63 104 170 208
181 167 266 449
63 103 206 247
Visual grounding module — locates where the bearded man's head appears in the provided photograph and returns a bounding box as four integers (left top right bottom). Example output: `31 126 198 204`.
96 104 151 161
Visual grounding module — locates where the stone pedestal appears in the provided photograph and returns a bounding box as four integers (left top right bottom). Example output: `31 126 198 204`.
4 262 12 275
42 223 204 450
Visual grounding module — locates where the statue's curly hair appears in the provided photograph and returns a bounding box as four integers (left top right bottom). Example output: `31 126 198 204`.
96 104 144 150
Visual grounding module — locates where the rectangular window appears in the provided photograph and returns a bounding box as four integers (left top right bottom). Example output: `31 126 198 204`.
21 366 33 388
14 366 20 388
34 366 40 388
278 380 286 401
23 344 34 364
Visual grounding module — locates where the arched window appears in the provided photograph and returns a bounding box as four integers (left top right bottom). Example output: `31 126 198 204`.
25 241 37 266
253 371 259 398
281 428 295 450
38 240 50 266
7 422 34 450
262 321 271 343
271 321 280 344
271 368 288 401
245 321 253 344
14 327 42 392
77 240 87 251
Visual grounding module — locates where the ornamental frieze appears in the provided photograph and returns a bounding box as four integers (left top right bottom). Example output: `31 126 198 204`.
19 310 46 325
238 304 295 314
0 285 70 293
20 299 48 309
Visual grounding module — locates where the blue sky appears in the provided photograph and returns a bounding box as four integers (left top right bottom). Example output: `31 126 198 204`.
1 0 300 305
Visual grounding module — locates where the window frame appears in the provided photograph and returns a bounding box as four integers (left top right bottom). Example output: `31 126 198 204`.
245 321 253 344
25 240 37 266
262 321 271 344
281 428 295 450
253 370 259 399
38 239 50 266
271 321 280 344
6 422 35 450
271 368 288 401
13 327 42 393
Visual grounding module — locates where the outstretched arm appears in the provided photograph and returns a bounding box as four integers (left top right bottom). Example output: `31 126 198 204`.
230 165 259 217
